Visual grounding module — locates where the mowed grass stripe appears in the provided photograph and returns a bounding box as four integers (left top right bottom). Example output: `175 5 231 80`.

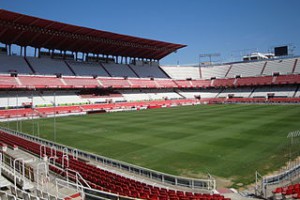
2 104 300 187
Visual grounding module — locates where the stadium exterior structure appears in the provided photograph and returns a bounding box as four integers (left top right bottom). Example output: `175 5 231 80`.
0 9 300 200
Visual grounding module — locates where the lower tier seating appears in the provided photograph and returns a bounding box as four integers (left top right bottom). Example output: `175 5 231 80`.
272 183 300 200
0 131 230 200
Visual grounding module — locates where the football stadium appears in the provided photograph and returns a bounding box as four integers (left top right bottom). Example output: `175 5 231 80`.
0 6 300 200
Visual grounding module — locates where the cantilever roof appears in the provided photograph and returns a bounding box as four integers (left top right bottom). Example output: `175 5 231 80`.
0 9 186 60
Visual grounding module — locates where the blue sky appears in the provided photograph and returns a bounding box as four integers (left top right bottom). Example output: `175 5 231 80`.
1 0 299 65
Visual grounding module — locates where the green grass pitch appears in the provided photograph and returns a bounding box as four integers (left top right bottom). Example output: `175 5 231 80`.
2 104 300 187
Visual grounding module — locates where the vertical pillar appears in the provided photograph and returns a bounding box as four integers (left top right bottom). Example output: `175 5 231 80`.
24 46 27 57
20 46 23 56
8 44 11 56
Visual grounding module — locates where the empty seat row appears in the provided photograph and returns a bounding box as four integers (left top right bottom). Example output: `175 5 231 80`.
0 74 299 89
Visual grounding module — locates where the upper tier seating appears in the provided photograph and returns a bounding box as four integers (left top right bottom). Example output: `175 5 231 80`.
162 57 300 80
161 66 201 79
26 57 74 76
263 58 295 75
0 54 33 74
129 64 168 78
293 58 300 73
226 61 265 78
66 61 109 77
102 63 137 77
201 65 230 79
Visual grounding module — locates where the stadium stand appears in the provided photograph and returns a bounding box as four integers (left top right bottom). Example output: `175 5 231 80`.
129 64 168 78
226 61 265 78
272 183 300 200
120 89 182 101
0 130 230 200
201 65 231 79
26 57 74 76
295 89 300 97
161 66 201 79
155 79 178 88
99 78 131 88
263 58 295 75
40 91 89 106
35 105 83 115
66 61 110 77
0 108 36 119
128 78 157 88
162 57 300 80
121 90 154 101
18 75 65 88
178 89 220 99
294 59 300 73
212 78 235 88
235 76 273 86
250 86 297 98
101 63 138 78
174 80 193 88
63 77 99 88
0 91 35 107
0 75 19 88
190 80 212 88
218 88 253 98
79 90 125 103
0 54 33 74
273 74 300 85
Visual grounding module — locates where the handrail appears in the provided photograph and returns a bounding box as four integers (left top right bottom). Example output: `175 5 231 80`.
65 168 91 189
263 164 300 185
